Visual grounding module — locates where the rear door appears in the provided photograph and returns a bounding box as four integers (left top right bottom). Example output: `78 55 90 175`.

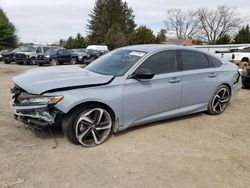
179 50 219 108
122 50 182 127
57 49 64 63
62 49 72 62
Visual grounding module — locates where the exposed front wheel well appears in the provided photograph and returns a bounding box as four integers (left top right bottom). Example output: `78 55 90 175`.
62 101 118 146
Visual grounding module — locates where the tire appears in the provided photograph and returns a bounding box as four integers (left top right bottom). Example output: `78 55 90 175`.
30 58 37 65
207 85 231 115
50 59 58 66
38 62 43 66
3 58 10 64
62 104 113 147
239 61 249 71
71 58 77 65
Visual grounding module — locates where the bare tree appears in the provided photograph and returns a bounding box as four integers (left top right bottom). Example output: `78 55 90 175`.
165 9 199 39
196 6 241 44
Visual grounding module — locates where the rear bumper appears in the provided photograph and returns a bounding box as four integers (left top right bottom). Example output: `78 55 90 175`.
12 104 62 129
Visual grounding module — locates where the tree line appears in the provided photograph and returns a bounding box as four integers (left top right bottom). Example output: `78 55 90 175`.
1 1 250 51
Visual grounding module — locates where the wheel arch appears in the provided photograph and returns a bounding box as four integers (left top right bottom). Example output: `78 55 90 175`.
220 83 232 94
241 57 249 62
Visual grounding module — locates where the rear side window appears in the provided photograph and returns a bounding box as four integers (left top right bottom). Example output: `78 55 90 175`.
207 56 223 67
137 51 177 74
180 51 210 71
62 49 70 55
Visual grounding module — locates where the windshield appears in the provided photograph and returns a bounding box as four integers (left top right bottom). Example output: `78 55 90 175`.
13 47 22 53
45 49 57 55
76 49 87 53
86 49 146 76
19 46 36 52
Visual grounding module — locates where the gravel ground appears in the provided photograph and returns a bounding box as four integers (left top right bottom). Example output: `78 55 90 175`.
0 62 250 188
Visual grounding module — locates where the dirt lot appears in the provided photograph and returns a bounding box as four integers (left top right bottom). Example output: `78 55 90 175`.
0 62 250 188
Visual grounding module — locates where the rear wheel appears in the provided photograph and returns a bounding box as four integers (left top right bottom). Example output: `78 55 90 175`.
239 61 249 71
3 58 10 64
207 85 231 115
62 105 113 147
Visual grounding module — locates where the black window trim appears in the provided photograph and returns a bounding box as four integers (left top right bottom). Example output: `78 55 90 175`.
206 54 223 68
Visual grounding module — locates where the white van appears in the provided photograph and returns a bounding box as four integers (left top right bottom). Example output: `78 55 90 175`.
86 45 108 51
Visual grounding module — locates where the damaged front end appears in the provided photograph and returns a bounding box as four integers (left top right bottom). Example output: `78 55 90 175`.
11 84 63 129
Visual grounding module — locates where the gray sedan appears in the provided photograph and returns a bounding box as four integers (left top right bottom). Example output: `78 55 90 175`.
11 45 242 147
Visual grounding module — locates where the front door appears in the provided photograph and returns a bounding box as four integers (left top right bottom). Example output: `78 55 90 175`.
122 50 182 128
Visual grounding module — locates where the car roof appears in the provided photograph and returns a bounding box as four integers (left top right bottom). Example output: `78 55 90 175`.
119 44 208 54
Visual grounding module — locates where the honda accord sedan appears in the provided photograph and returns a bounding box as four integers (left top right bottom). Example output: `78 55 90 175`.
11 45 242 147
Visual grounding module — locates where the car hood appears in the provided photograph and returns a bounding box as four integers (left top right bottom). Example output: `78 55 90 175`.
16 52 34 55
12 65 114 94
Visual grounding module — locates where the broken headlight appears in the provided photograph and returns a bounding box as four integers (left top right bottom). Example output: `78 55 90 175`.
17 93 63 106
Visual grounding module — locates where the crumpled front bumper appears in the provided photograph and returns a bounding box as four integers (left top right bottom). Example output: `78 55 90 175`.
12 104 61 129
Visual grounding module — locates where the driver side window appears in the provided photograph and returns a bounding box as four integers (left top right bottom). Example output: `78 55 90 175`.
58 50 64 55
136 50 177 75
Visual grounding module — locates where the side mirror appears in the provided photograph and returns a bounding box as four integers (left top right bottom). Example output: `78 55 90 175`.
130 68 155 80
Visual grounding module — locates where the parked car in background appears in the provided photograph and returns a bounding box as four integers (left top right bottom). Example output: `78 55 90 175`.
11 45 242 147
68 48 90 63
2 47 22 64
86 45 109 64
36 48 78 66
14 45 57 65
0 50 4 61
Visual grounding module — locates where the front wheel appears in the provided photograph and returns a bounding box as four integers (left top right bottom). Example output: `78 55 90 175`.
71 58 77 65
50 59 58 66
207 85 231 115
30 58 37 65
62 105 113 147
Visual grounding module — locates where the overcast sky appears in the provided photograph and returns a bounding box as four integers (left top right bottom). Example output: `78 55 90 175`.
1 0 249 44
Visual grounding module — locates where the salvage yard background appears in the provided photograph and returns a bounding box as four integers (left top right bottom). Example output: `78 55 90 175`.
0 62 250 188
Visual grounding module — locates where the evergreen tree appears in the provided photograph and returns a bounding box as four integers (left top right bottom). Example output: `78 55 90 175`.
105 24 126 49
87 0 136 46
234 25 250 44
156 29 167 43
215 34 231 44
64 33 87 49
0 8 18 50
75 33 88 48
129 25 156 45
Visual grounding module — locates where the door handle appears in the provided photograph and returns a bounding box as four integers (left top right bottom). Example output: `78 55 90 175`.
169 77 181 83
208 72 217 78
